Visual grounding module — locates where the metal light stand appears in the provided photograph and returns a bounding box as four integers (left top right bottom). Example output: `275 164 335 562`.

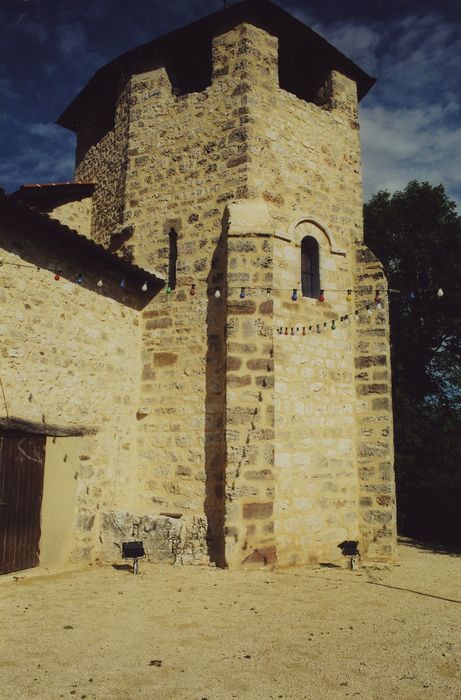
121 541 145 574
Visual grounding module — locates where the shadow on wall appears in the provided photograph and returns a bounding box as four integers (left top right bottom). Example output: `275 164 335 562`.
0 210 162 312
204 216 228 567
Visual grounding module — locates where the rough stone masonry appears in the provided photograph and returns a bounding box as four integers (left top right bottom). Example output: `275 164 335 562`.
0 0 396 571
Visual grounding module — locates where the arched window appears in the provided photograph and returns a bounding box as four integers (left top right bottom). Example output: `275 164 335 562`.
168 228 178 290
301 236 320 298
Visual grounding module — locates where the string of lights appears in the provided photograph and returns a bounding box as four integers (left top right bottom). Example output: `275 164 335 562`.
274 293 390 337
1 257 445 301
273 285 445 338
0 258 149 292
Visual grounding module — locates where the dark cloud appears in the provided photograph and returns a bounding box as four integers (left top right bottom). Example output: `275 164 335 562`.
0 0 459 207
287 4 460 206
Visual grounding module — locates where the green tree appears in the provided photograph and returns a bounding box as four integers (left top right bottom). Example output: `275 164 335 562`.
364 181 461 545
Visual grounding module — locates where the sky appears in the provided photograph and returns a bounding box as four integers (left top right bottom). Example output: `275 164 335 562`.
0 0 460 208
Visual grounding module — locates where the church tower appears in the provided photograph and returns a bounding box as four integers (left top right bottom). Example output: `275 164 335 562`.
56 0 396 567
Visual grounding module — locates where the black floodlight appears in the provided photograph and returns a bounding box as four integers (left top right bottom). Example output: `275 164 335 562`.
121 540 145 574
338 540 360 569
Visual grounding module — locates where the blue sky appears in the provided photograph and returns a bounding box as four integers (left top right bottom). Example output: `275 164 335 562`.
0 0 460 208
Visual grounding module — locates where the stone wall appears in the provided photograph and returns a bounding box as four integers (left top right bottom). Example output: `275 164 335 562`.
272 226 359 566
49 198 93 239
353 246 396 560
224 219 276 568
242 30 395 563
109 26 266 563
99 511 208 565
0 213 140 562
247 66 363 244
75 82 131 246
221 200 395 566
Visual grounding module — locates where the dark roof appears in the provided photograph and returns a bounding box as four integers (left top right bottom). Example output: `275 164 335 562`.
0 189 163 293
58 0 375 133
11 182 95 212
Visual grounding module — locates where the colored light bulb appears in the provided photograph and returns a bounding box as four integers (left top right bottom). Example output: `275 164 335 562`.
302 327 306 336
318 290 325 302
54 272 60 281
346 289 352 302
120 278 126 289
76 273 83 285
240 287 246 299
292 289 298 301
190 284 196 296
331 320 336 330
374 289 381 304
166 285 172 294
284 327 288 336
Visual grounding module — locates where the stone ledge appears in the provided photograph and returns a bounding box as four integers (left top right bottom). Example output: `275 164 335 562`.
226 199 273 236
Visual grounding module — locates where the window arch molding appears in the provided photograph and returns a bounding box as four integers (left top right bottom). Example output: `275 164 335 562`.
288 216 346 257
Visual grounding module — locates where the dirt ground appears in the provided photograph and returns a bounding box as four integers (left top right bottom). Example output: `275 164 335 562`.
0 540 460 700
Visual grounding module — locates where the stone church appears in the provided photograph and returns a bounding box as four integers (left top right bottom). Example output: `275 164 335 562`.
0 0 396 574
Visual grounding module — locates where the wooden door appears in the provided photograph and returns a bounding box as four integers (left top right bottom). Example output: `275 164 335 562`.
0 434 46 574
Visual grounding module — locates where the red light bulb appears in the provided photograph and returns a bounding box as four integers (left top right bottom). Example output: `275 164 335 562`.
190 284 196 296
318 290 325 302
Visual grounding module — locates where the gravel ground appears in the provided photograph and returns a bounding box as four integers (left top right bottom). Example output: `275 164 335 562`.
0 540 460 699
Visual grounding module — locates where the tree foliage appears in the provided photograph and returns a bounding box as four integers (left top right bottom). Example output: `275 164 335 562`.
364 181 461 545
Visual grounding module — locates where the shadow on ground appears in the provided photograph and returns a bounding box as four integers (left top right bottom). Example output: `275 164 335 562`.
398 536 461 558
111 564 134 572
